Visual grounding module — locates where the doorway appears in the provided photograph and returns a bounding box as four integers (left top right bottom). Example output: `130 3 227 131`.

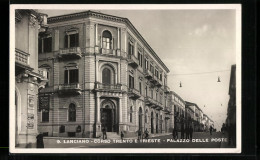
138 107 143 132
101 108 113 132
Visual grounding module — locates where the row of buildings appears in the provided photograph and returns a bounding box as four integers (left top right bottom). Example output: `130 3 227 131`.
14 10 214 147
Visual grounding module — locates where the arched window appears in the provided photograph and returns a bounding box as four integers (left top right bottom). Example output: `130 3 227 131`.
102 68 111 84
102 31 112 49
130 106 133 123
68 103 76 122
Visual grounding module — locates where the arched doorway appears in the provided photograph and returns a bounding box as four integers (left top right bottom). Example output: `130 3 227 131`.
138 107 143 132
156 113 159 133
160 115 163 133
151 112 154 133
101 100 116 132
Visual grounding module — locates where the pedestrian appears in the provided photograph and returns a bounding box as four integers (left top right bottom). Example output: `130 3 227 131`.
175 127 178 139
210 126 213 135
189 126 193 140
102 126 107 140
138 129 142 140
181 125 184 139
172 128 176 139
121 131 124 140
36 133 44 148
185 126 189 139
144 128 149 139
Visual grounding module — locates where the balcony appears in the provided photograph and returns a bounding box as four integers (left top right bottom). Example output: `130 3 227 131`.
144 69 153 79
95 83 122 92
128 88 141 99
58 83 82 95
164 107 171 113
100 48 116 55
156 102 163 110
164 86 170 93
157 79 163 87
58 47 82 59
128 55 139 69
150 75 159 85
15 49 33 73
145 97 156 106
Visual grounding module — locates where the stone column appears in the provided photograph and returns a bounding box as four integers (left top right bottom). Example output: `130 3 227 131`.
54 29 59 51
117 28 120 49
96 95 101 124
95 23 98 46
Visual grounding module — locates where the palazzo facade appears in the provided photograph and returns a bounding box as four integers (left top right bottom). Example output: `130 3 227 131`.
37 11 173 138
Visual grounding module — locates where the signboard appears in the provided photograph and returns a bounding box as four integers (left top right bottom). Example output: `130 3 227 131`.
39 95 50 110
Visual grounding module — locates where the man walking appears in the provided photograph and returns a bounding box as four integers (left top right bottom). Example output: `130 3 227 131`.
138 129 142 140
185 126 189 139
189 125 193 140
102 126 107 140
181 125 184 139
210 126 213 135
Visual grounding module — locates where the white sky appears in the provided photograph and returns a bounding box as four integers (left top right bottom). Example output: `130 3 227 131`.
37 8 237 131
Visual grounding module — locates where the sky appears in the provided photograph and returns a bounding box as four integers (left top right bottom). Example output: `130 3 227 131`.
37 8 237 131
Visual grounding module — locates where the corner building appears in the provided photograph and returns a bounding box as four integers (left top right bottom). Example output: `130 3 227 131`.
38 11 172 138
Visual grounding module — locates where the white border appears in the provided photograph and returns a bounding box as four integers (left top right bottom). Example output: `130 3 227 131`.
9 4 241 154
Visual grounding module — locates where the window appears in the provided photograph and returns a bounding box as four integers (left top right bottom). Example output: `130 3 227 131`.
102 31 112 49
64 69 78 84
155 69 159 78
138 52 143 67
150 64 154 74
68 103 76 122
156 92 158 101
128 42 134 55
145 86 148 97
145 59 148 70
160 73 162 81
130 106 133 123
65 32 79 48
129 75 134 88
102 68 111 84
42 109 49 122
151 89 153 98
139 82 142 94
39 36 52 53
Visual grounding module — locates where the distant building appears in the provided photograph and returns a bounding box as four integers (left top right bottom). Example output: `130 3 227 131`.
169 91 186 130
15 9 48 147
226 64 236 146
185 101 204 132
37 10 172 138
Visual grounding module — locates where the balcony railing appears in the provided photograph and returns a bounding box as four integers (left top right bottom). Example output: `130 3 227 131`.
144 69 153 79
59 47 82 59
128 54 139 69
156 102 163 110
100 48 116 55
15 49 29 66
157 79 163 87
128 88 141 99
95 83 122 92
58 83 82 95
150 75 159 85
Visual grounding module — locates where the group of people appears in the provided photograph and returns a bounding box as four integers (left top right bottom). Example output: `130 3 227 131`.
102 126 150 140
172 125 194 140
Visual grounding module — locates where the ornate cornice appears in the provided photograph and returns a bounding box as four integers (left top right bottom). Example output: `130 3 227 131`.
48 10 170 73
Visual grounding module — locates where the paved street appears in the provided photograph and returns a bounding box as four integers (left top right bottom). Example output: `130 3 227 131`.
43 132 232 148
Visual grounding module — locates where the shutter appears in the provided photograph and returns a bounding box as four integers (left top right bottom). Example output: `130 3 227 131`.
64 70 68 84
75 33 79 47
65 35 68 48
38 39 42 53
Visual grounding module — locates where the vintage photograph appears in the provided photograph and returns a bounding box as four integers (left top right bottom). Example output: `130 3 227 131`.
10 4 241 153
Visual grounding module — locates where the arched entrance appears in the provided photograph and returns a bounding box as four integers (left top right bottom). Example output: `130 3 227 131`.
101 100 116 132
151 112 154 133
138 107 143 132
156 113 159 133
